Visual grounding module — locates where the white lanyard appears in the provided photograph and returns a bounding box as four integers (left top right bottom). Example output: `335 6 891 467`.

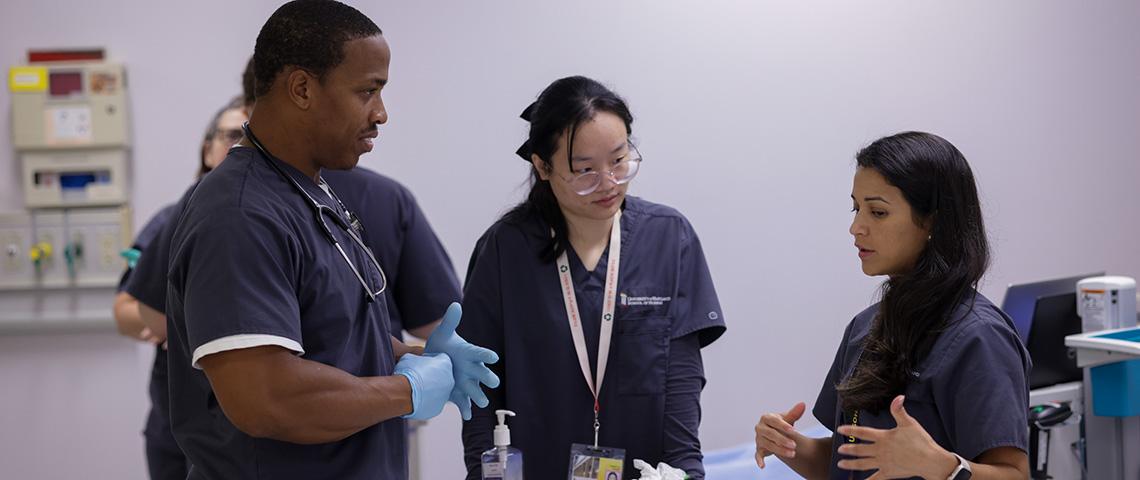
556 210 621 447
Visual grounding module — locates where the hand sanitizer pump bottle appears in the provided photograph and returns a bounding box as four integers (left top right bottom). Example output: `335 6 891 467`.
481 409 523 480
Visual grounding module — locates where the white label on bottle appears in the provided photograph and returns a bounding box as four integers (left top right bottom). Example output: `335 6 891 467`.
482 461 504 479
1080 290 1107 332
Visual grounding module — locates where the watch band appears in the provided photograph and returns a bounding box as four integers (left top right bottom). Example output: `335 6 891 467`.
946 453 972 480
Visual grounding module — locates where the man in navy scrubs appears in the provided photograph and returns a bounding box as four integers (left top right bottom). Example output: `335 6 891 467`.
240 58 462 342
164 2 474 478
124 18 464 480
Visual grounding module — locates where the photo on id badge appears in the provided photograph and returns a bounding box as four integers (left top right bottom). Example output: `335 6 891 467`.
569 443 624 480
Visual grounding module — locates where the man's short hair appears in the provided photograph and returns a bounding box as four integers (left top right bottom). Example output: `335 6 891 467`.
253 0 381 99
241 56 256 109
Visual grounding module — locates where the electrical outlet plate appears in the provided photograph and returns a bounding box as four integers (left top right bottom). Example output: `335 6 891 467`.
1 231 23 274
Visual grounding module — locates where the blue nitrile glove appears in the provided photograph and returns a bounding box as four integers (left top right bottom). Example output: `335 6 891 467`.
423 302 500 421
394 352 454 421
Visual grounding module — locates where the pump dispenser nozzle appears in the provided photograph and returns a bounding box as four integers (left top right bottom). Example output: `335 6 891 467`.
482 409 523 479
494 409 515 447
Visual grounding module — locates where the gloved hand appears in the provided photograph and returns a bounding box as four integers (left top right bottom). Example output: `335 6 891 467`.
394 352 454 421
423 302 500 420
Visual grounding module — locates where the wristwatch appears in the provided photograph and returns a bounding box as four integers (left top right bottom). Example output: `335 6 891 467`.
946 453 972 480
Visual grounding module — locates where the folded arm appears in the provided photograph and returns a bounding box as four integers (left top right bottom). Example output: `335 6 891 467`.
112 291 146 339
138 301 168 343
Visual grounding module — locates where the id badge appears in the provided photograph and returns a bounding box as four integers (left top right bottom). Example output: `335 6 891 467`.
568 443 625 480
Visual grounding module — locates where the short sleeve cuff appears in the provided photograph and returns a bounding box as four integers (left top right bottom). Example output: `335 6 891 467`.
191 334 305 369
672 321 726 347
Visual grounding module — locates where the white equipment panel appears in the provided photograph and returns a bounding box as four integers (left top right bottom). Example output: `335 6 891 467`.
9 60 130 207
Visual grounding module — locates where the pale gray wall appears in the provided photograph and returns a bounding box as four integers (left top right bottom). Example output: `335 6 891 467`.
2 1 1139 479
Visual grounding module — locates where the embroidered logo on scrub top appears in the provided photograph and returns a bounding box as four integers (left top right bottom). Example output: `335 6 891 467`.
619 292 671 307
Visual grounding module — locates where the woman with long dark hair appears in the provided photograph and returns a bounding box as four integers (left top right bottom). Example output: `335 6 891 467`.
458 76 726 479
754 132 1031 480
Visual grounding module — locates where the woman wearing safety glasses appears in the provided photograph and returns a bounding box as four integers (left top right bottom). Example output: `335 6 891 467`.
458 76 726 479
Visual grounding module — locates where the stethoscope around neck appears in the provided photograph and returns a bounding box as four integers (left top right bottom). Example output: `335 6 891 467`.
240 122 387 302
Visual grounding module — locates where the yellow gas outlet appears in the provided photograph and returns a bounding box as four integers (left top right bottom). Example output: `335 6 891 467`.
32 233 55 272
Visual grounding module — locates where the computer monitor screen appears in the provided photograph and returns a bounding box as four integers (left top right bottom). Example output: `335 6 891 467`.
1002 272 1104 343
1026 292 1084 390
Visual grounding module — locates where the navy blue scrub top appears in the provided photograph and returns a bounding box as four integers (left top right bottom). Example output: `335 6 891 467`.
123 166 459 339
322 167 461 337
812 293 1030 480
458 196 726 480
117 202 183 456
117 204 177 293
123 179 202 312
119 202 187 478
165 146 406 480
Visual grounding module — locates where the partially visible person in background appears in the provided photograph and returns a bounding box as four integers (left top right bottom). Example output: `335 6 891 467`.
112 95 244 480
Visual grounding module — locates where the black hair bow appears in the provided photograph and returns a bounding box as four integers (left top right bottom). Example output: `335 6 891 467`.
516 101 538 161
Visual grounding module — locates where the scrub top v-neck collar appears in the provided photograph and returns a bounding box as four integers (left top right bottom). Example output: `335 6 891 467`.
239 145 348 218
566 243 611 306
